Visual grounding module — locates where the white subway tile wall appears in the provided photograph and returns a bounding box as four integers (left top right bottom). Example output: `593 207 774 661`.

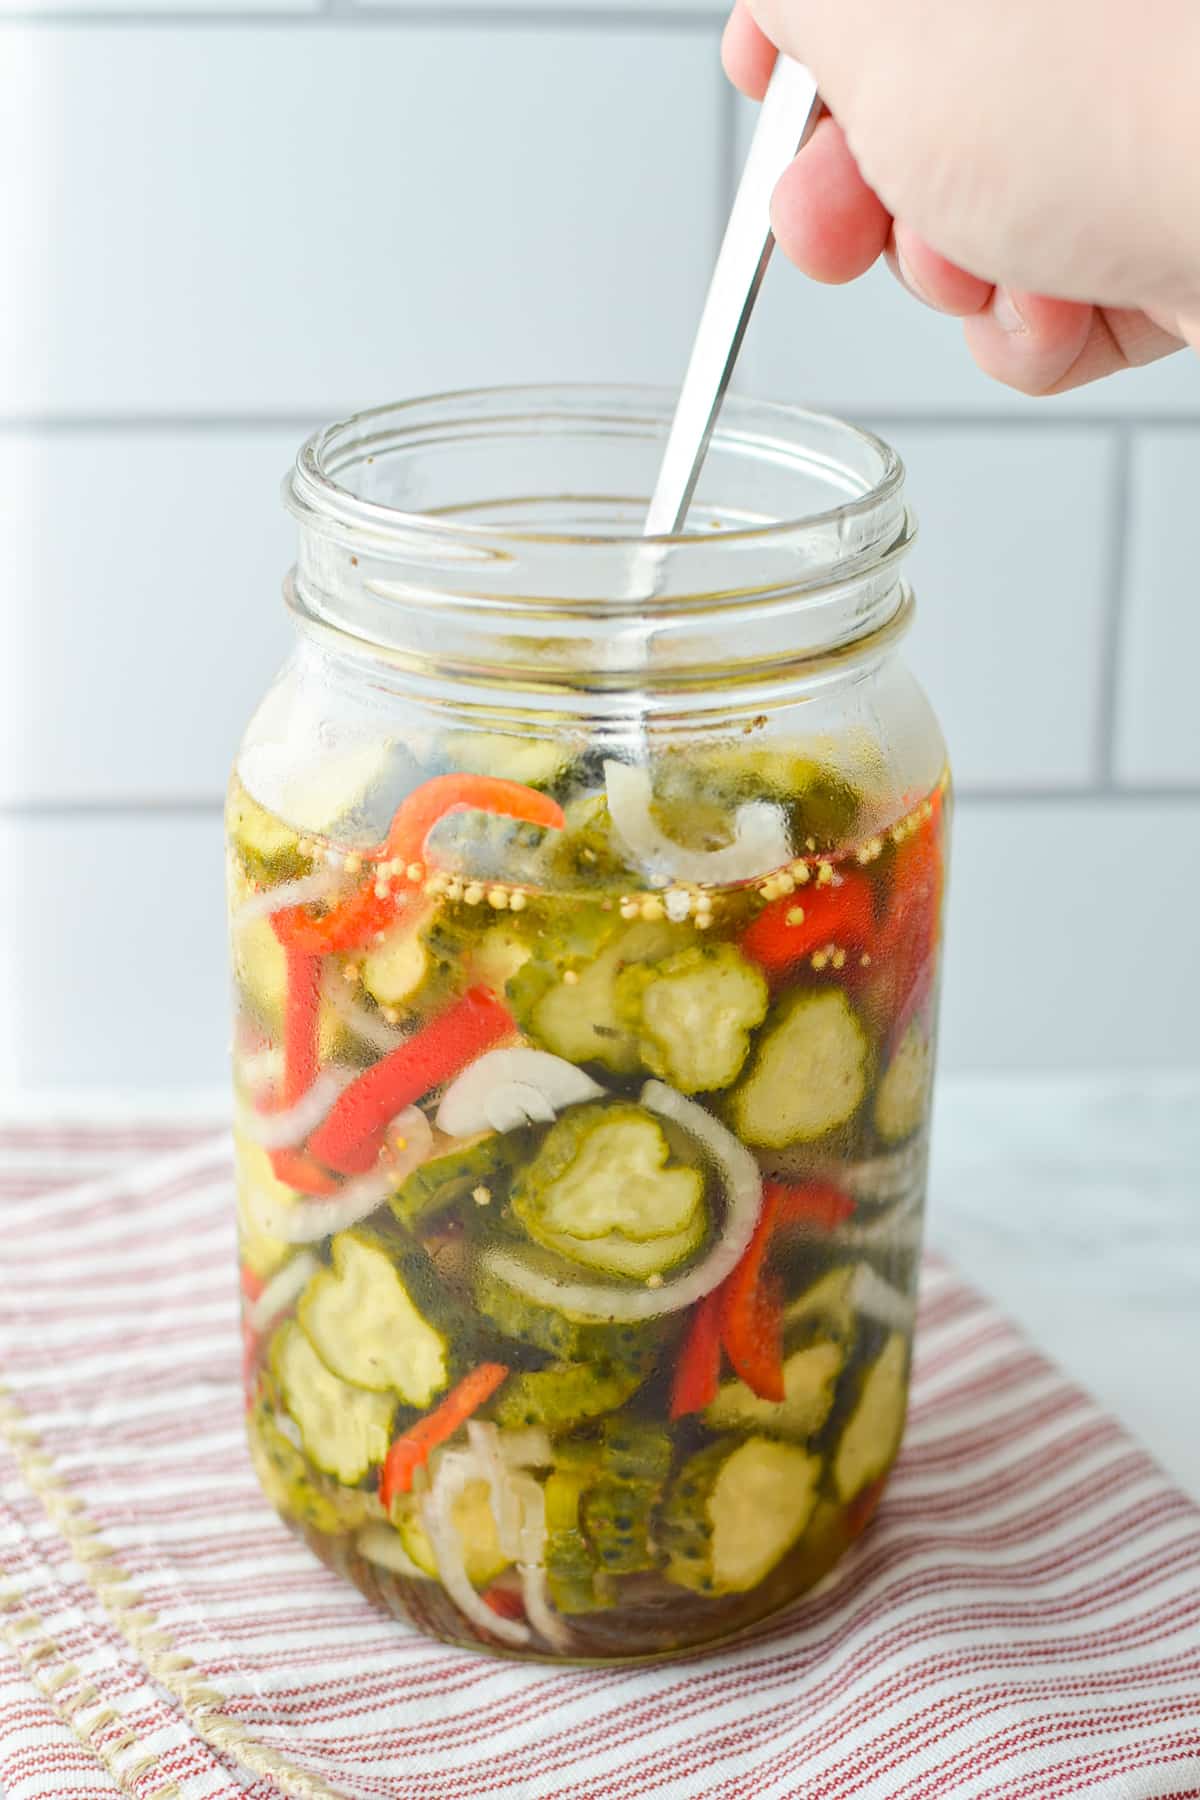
1114 431 1200 786
3 10 1197 1087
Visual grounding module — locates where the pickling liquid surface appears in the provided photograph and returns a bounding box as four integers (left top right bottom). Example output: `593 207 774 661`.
230 741 947 1660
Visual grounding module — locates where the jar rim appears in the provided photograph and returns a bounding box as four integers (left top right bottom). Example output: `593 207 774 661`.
286 383 906 553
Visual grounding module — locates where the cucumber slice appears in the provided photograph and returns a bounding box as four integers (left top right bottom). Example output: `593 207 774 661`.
649 746 862 852
705 1341 845 1440
271 1321 395 1484
228 782 311 885
394 1482 510 1588
873 1026 932 1145
545 1469 613 1614
469 922 535 996
782 1266 857 1341
616 944 768 1096
492 1361 643 1431
248 1396 382 1536
661 1437 822 1595
583 1478 660 1577
565 1422 673 1582
361 923 439 1011
299 1233 449 1405
355 1522 431 1579
511 919 689 1076
584 1426 672 1574
546 791 640 890
514 1105 704 1247
833 1332 910 1502
441 733 567 791
473 1258 659 1365
730 989 871 1149
235 1138 296 1281
392 1133 517 1230
535 1209 706 1280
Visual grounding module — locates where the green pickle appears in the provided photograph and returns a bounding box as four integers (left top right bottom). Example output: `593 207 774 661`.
230 742 945 1660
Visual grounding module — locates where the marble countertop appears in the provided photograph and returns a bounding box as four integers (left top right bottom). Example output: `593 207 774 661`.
3 1072 1197 1502
926 1072 1200 1504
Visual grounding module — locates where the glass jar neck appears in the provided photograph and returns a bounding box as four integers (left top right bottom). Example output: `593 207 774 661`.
283 386 915 718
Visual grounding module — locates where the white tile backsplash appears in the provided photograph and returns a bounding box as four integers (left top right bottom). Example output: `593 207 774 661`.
941 800 1200 1070
891 426 1114 790
0 25 721 418
0 814 228 1090
1113 431 1200 787
3 13 1198 1085
742 259 1200 420
0 430 298 805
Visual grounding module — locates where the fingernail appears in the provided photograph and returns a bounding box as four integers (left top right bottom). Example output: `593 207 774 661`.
992 288 1028 334
895 247 933 309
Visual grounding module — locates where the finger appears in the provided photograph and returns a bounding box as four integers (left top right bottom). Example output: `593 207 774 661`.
887 224 993 318
769 115 892 285
964 291 1185 396
722 2 778 101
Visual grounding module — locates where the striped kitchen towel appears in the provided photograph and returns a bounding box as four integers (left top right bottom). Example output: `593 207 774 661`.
0 1119 1197 1800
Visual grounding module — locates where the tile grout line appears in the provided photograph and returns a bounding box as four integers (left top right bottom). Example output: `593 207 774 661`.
1095 424 1134 790
4 787 1200 821
0 5 727 26
7 409 1200 433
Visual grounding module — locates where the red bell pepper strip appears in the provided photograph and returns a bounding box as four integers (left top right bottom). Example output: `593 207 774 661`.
719 1181 857 1404
239 1265 266 1304
719 1193 787 1402
877 793 945 1048
278 942 322 1106
379 1363 510 1510
767 1180 857 1232
242 1320 262 1412
384 774 566 866
846 1473 889 1539
740 870 877 977
482 1586 527 1622
669 1288 725 1420
273 881 409 957
272 775 564 957
307 986 514 1175
268 1147 341 1196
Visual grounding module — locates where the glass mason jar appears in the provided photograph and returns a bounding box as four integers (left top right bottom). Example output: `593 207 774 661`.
228 385 949 1663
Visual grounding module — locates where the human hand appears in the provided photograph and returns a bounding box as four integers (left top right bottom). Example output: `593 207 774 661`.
724 0 1200 394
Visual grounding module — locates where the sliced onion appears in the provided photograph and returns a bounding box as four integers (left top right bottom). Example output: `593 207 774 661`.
422 1452 531 1649
436 1050 605 1139
321 967 412 1055
497 1427 554 1470
480 1081 763 1323
840 1140 929 1206
467 1421 523 1563
236 1067 356 1151
840 1193 924 1251
356 1523 430 1580
231 869 347 931
519 1564 570 1652
381 1106 436 1179
852 1263 917 1331
604 760 792 888
237 1046 284 1095
246 1163 399 1245
247 1252 319 1334
510 1472 571 1652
